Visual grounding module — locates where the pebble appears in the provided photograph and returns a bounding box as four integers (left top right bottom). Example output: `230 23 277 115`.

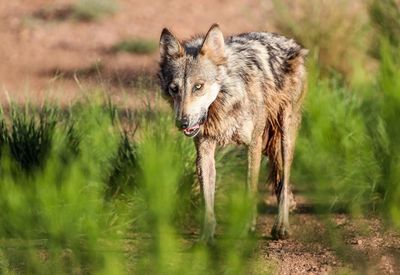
351 239 363 245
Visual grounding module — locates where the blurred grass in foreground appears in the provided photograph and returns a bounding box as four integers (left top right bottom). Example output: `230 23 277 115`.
0 99 267 274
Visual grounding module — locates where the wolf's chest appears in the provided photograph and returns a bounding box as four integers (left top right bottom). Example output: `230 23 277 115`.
231 119 254 145
204 114 255 147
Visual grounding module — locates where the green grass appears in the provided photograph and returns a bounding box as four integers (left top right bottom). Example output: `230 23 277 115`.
292 36 400 219
72 0 118 21
111 39 158 55
369 0 400 49
293 64 381 214
0 99 261 274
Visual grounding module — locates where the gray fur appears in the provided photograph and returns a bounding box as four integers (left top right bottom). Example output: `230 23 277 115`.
159 24 308 242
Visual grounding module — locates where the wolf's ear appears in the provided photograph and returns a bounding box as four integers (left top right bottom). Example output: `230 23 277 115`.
200 24 225 64
160 28 184 60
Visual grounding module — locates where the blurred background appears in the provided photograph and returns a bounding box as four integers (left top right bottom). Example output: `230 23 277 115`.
0 0 400 274
0 0 373 102
0 0 268 104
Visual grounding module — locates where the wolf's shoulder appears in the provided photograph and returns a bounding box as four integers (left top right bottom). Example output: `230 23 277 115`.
183 31 305 59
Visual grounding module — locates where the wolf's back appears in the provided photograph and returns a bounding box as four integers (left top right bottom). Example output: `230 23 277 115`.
224 32 307 91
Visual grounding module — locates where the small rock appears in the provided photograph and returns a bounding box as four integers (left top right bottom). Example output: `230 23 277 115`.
351 239 362 245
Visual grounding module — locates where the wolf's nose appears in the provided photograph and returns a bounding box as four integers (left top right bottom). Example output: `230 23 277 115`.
177 117 189 129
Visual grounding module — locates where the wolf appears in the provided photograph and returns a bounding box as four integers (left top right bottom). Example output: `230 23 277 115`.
158 24 308 242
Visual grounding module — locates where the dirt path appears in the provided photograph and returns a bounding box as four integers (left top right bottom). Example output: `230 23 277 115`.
255 199 400 274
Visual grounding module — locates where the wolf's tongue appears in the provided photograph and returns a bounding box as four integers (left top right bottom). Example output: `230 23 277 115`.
183 124 200 134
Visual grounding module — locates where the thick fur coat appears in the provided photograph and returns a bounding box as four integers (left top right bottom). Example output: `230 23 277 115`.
159 24 307 242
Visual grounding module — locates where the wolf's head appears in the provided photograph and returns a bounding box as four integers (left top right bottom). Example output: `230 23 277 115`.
158 24 225 138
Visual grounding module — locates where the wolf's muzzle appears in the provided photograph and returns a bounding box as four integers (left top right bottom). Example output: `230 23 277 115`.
176 116 189 130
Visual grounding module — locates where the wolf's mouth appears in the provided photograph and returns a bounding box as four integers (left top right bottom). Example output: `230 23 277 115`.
181 113 207 138
183 124 200 137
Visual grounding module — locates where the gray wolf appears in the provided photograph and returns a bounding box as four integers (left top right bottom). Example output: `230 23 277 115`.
158 24 308 242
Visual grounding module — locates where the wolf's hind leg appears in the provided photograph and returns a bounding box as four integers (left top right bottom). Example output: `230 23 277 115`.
271 108 300 240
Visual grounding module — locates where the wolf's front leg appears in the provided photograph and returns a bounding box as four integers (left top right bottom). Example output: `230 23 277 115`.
195 138 217 244
247 135 263 234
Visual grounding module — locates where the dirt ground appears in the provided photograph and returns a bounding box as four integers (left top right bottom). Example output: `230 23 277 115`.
256 196 400 274
1 1 399 274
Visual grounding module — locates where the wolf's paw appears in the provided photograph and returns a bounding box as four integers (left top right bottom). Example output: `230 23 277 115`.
199 230 216 246
197 235 216 248
248 224 256 235
200 219 216 245
271 224 291 240
187 238 216 252
247 213 258 236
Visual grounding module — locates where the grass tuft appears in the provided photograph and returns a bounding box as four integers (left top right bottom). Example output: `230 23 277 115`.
72 0 118 21
111 38 158 54
5 105 57 171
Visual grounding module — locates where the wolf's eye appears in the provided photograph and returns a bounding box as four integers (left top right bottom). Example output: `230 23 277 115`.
193 83 203 92
169 85 179 95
